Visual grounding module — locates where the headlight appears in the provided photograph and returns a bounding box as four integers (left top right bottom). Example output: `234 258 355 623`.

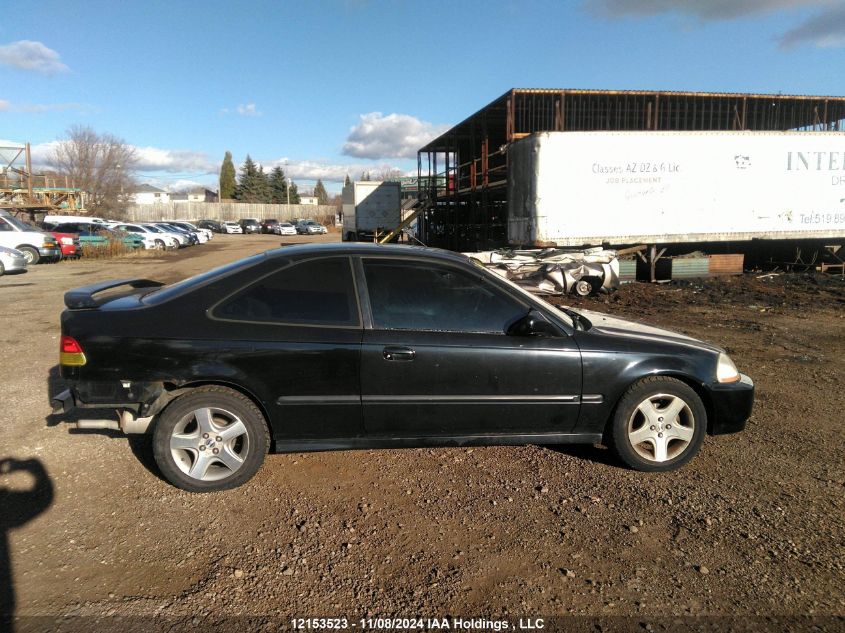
61 237 73 245
716 353 740 383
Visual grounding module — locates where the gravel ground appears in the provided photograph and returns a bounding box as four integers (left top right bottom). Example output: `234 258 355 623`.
1 234 843 632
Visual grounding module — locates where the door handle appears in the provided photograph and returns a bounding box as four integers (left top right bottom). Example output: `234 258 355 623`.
383 346 415 361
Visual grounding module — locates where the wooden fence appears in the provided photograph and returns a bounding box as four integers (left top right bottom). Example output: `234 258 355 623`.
125 202 338 223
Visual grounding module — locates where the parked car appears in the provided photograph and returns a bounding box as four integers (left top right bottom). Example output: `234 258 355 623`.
53 243 753 492
274 222 297 236
0 245 28 275
154 223 198 246
0 213 62 264
239 218 261 234
197 219 223 233
143 223 189 247
112 223 177 250
175 220 213 241
296 219 328 235
164 221 207 244
260 219 279 234
43 214 109 226
46 222 145 251
222 221 243 234
54 232 80 258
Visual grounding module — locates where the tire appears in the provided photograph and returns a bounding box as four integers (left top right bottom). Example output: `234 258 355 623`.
0 260 5 276
607 376 706 472
573 277 598 297
154 239 165 250
152 386 270 492
18 246 40 265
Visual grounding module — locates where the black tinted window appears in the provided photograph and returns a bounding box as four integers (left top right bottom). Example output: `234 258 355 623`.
214 257 359 327
363 259 525 333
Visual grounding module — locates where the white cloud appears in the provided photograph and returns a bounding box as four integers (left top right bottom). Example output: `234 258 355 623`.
0 40 69 74
342 112 450 159
239 103 262 116
265 157 413 183
587 0 829 20
134 147 217 173
0 99 86 113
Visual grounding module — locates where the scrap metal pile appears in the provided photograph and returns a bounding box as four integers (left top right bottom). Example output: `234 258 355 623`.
466 247 620 296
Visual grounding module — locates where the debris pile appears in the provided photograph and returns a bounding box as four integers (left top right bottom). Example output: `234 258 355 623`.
466 247 619 296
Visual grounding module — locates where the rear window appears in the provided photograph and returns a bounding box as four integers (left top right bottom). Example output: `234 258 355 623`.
142 253 267 305
212 257 359 327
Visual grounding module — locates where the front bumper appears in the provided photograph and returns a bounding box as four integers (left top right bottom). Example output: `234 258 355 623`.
1 254 28 271
39 247 62 258
705 373 754 435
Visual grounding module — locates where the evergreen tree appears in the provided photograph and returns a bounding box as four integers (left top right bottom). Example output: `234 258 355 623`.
256 165 271 203
344 174 351 188
234 155 270 202
219 151 236 200
314 179 329 206
269 166 288 204
288 180 301 204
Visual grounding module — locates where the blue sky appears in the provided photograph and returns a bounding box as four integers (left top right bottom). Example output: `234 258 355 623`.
1 0 844 194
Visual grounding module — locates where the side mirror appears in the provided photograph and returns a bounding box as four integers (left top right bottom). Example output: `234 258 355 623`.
506 311 560 337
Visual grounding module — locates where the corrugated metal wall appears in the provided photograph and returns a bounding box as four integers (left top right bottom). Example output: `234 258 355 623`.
125 202 338 223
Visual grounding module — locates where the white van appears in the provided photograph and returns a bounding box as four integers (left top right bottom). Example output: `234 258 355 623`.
0 211 62 264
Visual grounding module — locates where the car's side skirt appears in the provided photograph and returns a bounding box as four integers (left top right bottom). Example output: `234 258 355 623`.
272 432 603 454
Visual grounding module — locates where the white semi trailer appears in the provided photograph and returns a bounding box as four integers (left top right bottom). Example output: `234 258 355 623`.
508 131 845 248
342 181 401 241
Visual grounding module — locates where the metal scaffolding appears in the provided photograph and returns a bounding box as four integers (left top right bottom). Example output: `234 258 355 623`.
0 142 84 212
417 88 845 251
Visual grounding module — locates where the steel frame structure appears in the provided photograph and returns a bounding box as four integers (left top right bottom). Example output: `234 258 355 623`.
417 88 845 251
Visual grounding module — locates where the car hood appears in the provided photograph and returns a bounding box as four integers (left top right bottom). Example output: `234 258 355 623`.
575 308 723 353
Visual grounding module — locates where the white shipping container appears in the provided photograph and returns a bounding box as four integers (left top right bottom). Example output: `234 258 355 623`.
342 181 401 239
508 131 845 247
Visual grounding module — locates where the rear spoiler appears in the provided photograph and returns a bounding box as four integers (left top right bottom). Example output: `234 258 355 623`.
64 278 164 309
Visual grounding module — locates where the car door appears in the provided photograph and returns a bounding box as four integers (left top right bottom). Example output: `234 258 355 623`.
208 255 364 440
357 256 582 438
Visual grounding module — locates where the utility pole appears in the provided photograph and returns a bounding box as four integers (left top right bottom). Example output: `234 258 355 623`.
25 142 33 204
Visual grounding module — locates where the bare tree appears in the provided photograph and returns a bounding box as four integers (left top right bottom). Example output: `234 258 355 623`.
51 125 138 216
375 168 404 182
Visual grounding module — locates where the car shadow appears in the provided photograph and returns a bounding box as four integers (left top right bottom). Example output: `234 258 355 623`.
542 443 621 467
0 457 54 632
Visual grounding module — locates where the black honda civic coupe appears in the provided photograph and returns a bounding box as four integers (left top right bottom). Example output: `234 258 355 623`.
53 243 753 492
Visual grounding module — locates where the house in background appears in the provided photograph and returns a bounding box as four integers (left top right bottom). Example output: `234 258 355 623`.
187 187 219 202
299 195 318 206
131 184 170 205
171 187 219 204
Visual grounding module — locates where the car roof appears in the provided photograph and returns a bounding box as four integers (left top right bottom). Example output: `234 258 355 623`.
264 242 470 265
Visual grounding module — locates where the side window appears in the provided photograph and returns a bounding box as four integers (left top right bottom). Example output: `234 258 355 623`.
0 218 12 232
214 257 359 327
363 259 526 333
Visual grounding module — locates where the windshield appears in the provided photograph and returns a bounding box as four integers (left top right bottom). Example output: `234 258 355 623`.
4 216 43 232
144 225 164 233
470 258 575 329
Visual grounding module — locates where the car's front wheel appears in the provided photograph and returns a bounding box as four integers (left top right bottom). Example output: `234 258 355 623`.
152 386 269 492
608 377 705 472
18 246 40 265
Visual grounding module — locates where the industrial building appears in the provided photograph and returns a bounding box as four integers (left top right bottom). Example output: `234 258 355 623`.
416 89 845 252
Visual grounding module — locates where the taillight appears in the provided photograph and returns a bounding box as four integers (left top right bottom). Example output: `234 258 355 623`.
60 335 87 366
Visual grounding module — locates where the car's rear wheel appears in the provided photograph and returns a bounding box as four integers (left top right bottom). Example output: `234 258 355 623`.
18 246 39 265
608 377 705 472
152 386 269 492
154 239 165 250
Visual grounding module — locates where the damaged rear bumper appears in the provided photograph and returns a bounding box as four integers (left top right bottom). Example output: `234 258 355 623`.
51 384 159 434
